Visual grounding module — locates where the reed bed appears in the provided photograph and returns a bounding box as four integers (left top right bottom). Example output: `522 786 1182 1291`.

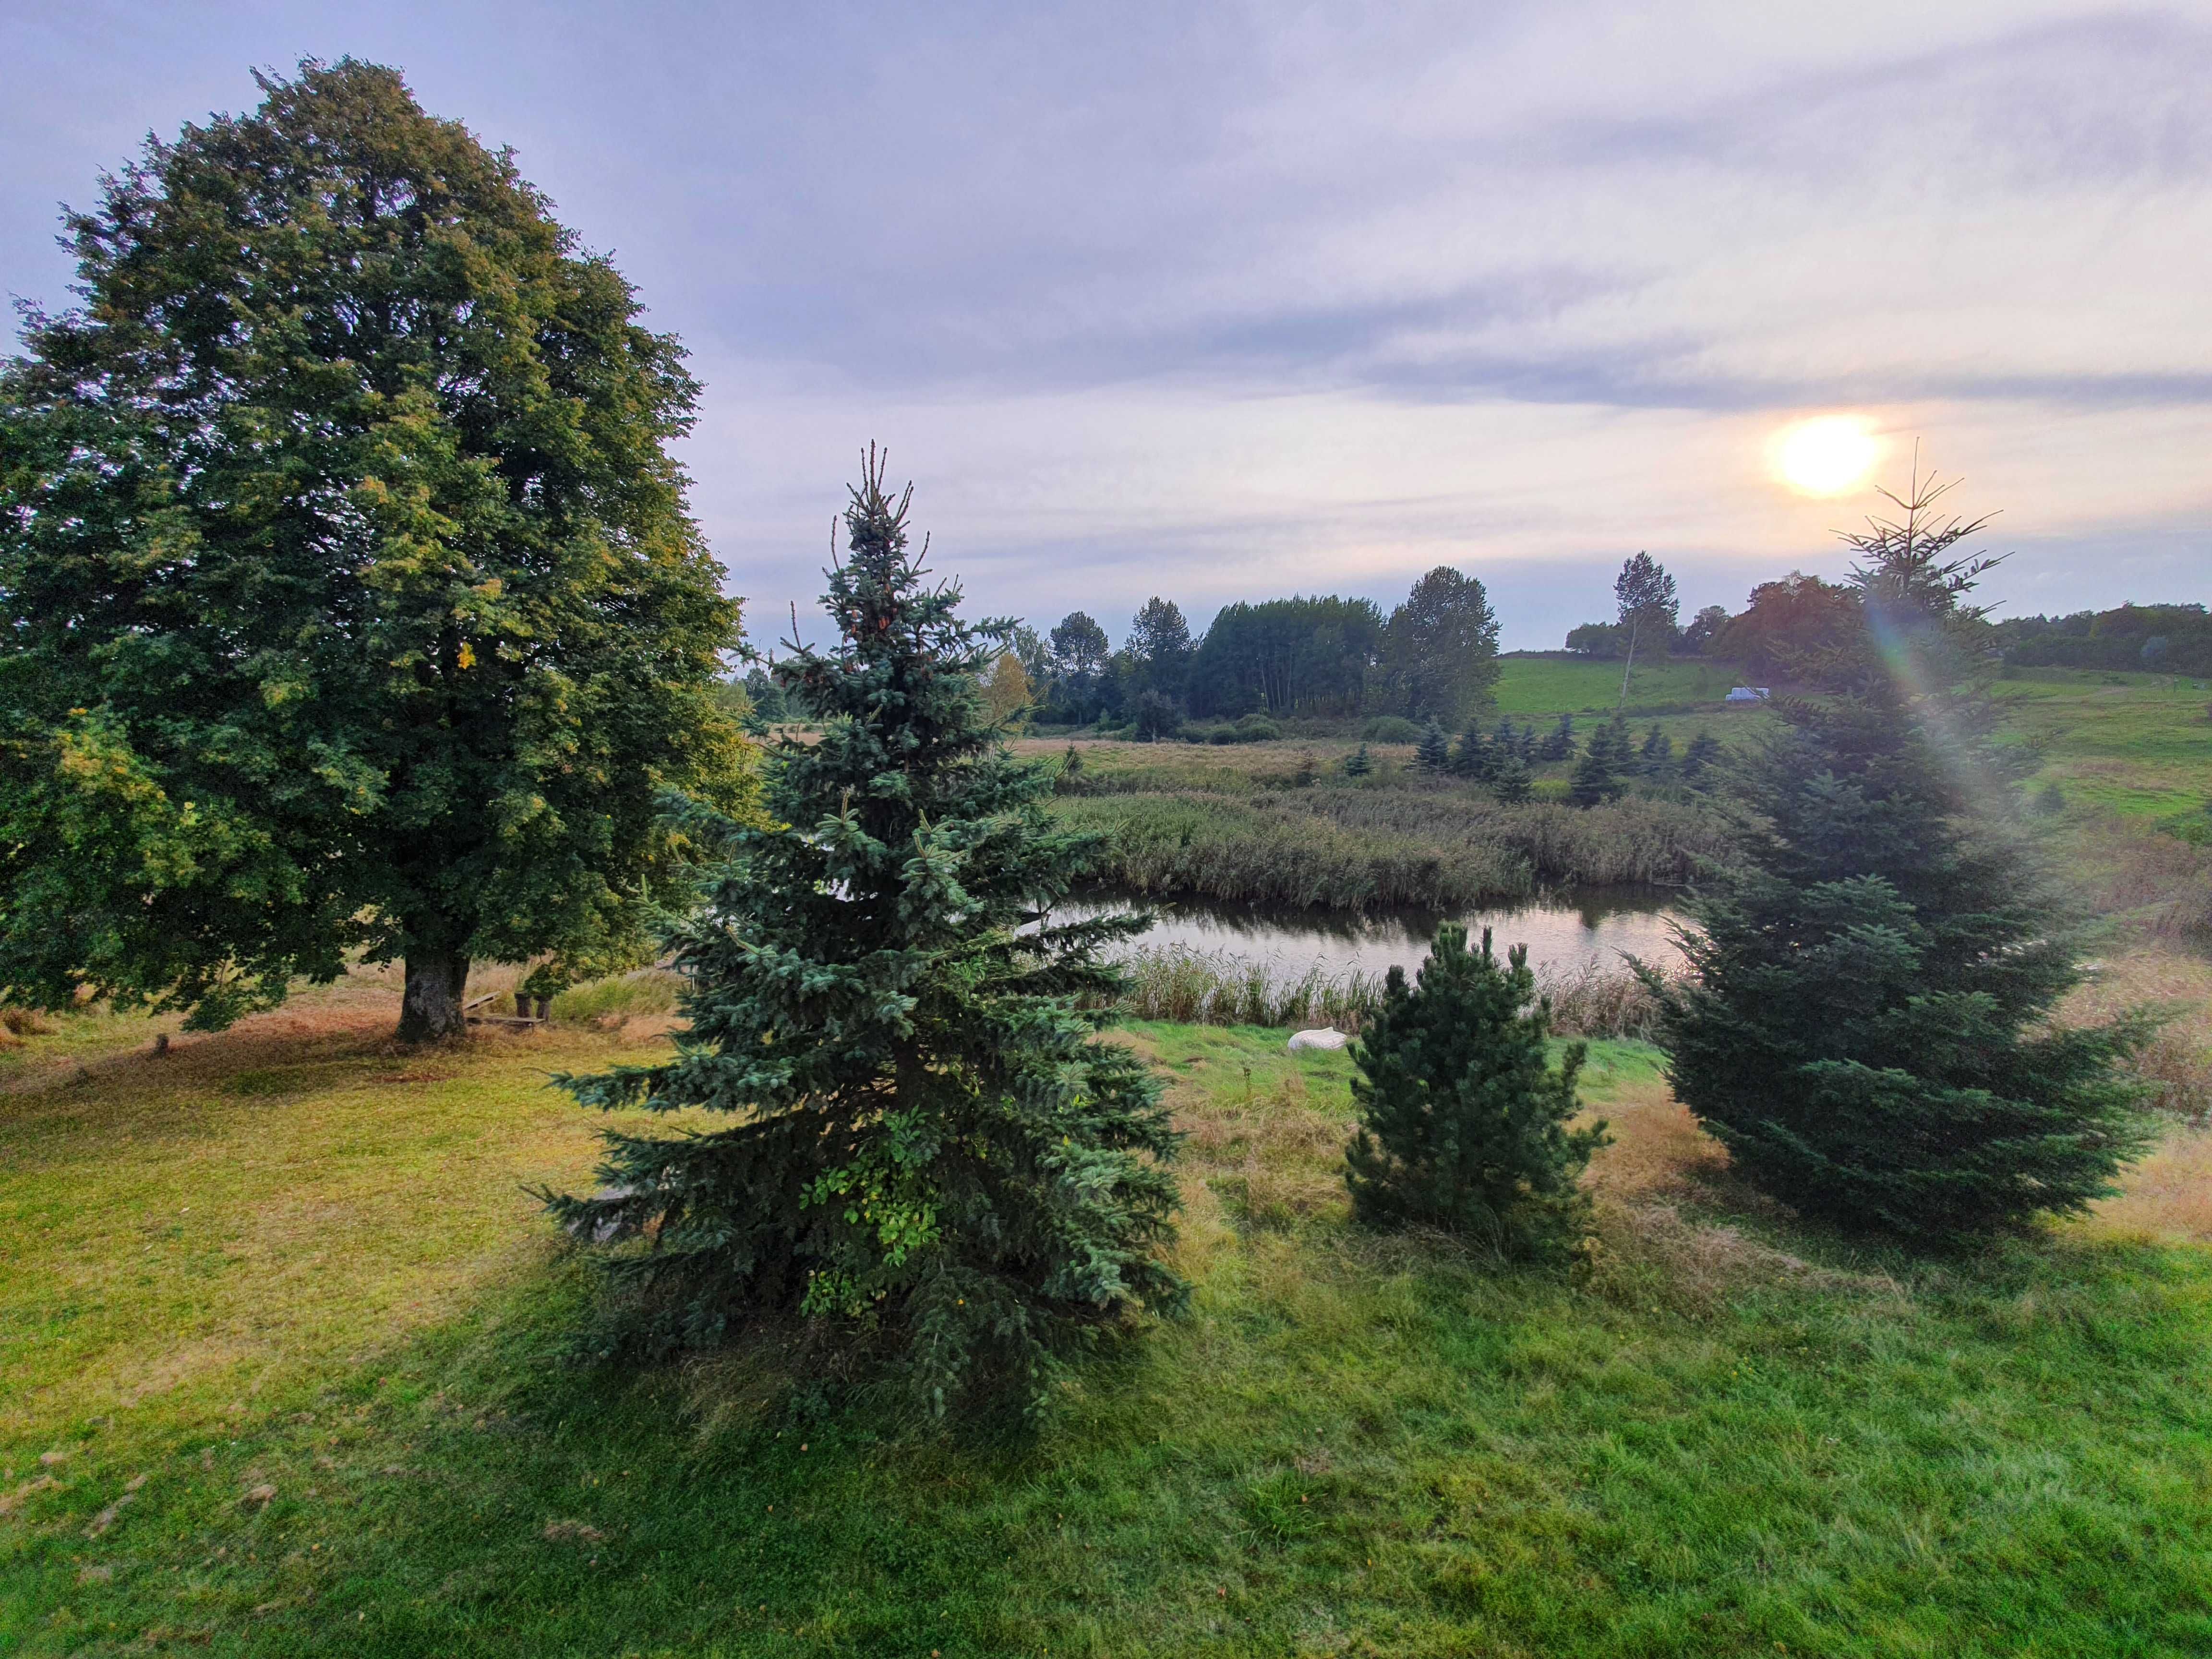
1100 944 1672 1041
1055 789 1731 911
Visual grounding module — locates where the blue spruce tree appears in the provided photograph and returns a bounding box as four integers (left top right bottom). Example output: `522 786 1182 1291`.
547 451 1183 1412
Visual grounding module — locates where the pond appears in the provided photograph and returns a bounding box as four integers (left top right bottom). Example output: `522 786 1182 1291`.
1062 888 1690 981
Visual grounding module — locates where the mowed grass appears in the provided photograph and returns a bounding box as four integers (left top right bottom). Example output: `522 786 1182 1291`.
5 974 2212 1655
1489 652 1766 721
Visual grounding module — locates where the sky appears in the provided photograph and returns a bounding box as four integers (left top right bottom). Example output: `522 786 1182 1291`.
4 1 2210 649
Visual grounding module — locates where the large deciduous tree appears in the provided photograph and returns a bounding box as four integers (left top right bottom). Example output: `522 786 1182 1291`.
1386 565 1501 725
1123 596 1194 707
0 60 746 1039
546 454 1182 1415
1651 474 2150 1241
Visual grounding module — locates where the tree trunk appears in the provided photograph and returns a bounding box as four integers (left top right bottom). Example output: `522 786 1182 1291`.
1618 619 1639 710
398 952 471 1043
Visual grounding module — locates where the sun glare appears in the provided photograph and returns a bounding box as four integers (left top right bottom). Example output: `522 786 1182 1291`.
1774 415 1880 497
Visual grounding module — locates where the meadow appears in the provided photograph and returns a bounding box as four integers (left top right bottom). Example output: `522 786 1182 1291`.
1019 652 1765 912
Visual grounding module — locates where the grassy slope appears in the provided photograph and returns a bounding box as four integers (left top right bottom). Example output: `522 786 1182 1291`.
1996 668 2212 823
4 983 2211 1657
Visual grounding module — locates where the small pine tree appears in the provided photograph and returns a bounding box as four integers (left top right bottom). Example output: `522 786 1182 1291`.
1344 744 1374 778
1516 722 1541 764
1491 752 1533 804
546 453 1184 1412
1415 720 1451 774
1568 717 1625 807
1539 713 1576 763
1451 722 1496 781
1640 723 1673 776
1345 926 1608 1259
1653 471 2150 1242
1679 728 1722 785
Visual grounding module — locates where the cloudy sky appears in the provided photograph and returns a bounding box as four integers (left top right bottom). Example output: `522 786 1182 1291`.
5 2 2209 648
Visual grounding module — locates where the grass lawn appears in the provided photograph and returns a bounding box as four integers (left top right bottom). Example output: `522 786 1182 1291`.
5 968 2211 1656
1491 653 1766 722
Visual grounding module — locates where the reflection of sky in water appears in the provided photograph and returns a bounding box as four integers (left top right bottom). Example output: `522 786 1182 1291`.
1060 893 1687 980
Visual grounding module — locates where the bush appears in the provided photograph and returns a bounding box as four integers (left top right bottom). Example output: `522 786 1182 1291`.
1234 713 1283 742
1345 925 1608 1260
1360 716 1423 744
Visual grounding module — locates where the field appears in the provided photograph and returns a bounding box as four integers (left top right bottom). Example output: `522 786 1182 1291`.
1998 668 2212 825
4 962 2212 1657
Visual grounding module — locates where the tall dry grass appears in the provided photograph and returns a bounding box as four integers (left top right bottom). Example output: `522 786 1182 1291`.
1101 944 1670 1040
1055 788 1731 910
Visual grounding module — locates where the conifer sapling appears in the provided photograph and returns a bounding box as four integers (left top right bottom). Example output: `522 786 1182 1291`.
1346 925 1608 1260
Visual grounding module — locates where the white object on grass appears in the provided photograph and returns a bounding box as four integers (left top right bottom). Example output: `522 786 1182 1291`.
1286 1028 1350 1054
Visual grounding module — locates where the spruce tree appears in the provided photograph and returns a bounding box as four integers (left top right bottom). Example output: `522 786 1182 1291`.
547 454 1183 1412
1539 713 1576 763
1653 473 2149 1241
1344 744 1374 778
1568 716 1626 806
1415 719 1451 774
1640 724 1674 776
1346 925 1607 1260
1680 729 1722 785
1451 722 1496 781
1491 752 1534 804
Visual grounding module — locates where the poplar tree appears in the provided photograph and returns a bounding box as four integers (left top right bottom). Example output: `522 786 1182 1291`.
0 60 745 1038
547 454 1183 1413
1654 475 2149 1240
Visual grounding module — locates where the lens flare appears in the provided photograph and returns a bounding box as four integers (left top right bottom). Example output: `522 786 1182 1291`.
1774 416 1881 496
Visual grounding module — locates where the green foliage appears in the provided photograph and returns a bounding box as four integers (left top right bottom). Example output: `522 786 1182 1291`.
1679 727 1723 786
1385 565 1501 723
547 455 1183 1415
1711 571 1859 682
1656 477 2152 1242
1492 750 1534 803
1539 711 1576 760
1190 596 1385 719
1130 689 1181 741
1342 744 1374 778
1054 788 1730 909
0 60 746 1037
1123 596 1195 706
1345 924 1607 1258
1413 719 1451 773
1568 715 1632 806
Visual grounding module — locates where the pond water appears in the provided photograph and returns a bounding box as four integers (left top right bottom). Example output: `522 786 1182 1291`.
1063 889 1690 981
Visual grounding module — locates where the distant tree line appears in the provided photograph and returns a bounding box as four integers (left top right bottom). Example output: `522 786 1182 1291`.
998 568 1502 735
1989 603 2212 676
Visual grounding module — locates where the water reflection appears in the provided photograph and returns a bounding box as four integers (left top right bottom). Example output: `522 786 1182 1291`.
1060 889 1689 981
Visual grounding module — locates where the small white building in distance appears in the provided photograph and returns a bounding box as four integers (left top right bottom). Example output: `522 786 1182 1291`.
1725 686 1771 704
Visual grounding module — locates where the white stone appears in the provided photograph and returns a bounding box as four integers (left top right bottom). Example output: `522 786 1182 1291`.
1286 1028 1350 1053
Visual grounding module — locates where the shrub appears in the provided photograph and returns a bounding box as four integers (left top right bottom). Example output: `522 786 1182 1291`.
1345 925 1608 1260
1361 716 1423 744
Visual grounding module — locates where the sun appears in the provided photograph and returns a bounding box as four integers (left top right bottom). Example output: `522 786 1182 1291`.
1773 415 1881 497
